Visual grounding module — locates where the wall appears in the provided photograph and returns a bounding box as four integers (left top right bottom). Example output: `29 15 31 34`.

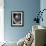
4 0 40 42
40 0 46 27
0 0 4 42
0 7 4 42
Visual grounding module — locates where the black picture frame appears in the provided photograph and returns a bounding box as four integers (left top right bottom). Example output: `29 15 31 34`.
11 11 24 27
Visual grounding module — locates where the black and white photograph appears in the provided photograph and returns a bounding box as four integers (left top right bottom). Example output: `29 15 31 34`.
11 11 24 27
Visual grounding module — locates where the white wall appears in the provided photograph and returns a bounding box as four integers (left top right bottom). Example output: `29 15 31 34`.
40 0 46 9
40 0 46 27
0 0 4 42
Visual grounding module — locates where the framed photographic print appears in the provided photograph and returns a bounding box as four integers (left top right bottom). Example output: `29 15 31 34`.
11 11 24 27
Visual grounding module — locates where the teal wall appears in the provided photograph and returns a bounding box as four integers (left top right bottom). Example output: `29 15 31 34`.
4 0 40 42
